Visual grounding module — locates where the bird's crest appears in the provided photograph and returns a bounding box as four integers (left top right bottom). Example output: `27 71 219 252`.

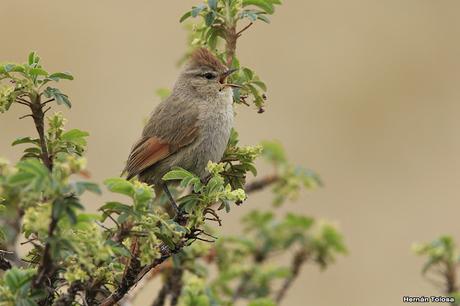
190 48 226 71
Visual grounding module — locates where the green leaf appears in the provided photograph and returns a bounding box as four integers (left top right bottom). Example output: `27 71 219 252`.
9 159 50 191
61 129 89 146
261 140 287 164
180 11 192 23
252 80 267 91
28 52 36 65
29 68 48 76
240 10 258 22
104 178 135 197
11 137 39 147
208 0 218 10
257 13 271 23
44 87 71 108
163 167 196 181
74 181 101 195
205 11 217 26
100 201 132 214
191 3 207 17
48 72 74 81
242 0 275 14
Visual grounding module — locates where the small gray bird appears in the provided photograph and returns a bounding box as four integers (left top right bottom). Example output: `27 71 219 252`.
124 48 237 213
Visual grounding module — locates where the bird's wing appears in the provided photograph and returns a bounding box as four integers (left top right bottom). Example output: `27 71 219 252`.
125 96 200 179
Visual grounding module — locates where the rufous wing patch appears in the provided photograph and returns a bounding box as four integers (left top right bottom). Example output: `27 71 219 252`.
126 137 170 179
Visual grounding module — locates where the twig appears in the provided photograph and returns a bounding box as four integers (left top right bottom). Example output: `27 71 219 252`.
236 22 253 37
275 250 310 303
16 98 31 106
29 95 52 170
53 281 83 306
244 174 279 194
100 240 183 306
18 113 33 120
41 98 55 106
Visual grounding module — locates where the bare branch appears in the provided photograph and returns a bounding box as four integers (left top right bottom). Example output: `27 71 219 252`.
236 22 253 37
18 114 34 120
244 174 279 194
41 98 55 107
276 250 310 303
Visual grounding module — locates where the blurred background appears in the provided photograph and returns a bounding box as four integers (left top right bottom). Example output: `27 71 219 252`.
2 1 460 305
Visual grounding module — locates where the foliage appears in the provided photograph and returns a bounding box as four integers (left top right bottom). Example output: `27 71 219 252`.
413 236 460 301
0 1 346 305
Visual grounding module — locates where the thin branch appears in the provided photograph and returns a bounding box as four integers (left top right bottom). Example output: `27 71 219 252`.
18 114 33 120
53 281 83 306
445 262 457 294
41 98 55 107
16 98 32 106
244 174 279 194
29 94 58 297
236 22 253 37
275 250 309 303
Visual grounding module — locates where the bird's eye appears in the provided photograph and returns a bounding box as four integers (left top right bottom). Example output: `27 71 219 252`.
203 72 216 80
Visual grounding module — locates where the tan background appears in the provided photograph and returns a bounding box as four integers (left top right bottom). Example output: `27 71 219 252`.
2 1 460 305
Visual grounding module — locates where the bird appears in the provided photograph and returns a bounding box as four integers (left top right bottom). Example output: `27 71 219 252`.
124 48 238 216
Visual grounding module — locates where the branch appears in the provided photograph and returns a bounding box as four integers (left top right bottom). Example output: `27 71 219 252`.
236 22 253 37
28 94 58 296
169 267 183 306
275 250 309 303
225 25 238 67
151 281 169 306
41 98 55 107
244 174 279 194
100 240 186 306
232 249 268 302
445 262 457 294
29 95 52 170
53 281 83 306
150 266 183 306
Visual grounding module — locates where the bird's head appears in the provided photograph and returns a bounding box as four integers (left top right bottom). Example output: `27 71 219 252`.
178 48 238 98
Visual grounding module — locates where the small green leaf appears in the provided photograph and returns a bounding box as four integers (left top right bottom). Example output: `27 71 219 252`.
11 137 39 147
28 52 36 65
191 3 206 17
61 129 89 146
104 178 135 197
180 11 192 23
48 72 74 81
208 0 218 10
44 87 72 108
163 167 196 181
74 181 101 195
242 0 275 14
29 68 48 76
205 11 216 26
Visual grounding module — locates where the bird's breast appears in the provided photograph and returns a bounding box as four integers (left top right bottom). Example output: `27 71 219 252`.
192 92 234 177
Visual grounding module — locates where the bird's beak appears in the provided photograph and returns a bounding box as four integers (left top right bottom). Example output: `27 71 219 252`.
219 68 238 84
